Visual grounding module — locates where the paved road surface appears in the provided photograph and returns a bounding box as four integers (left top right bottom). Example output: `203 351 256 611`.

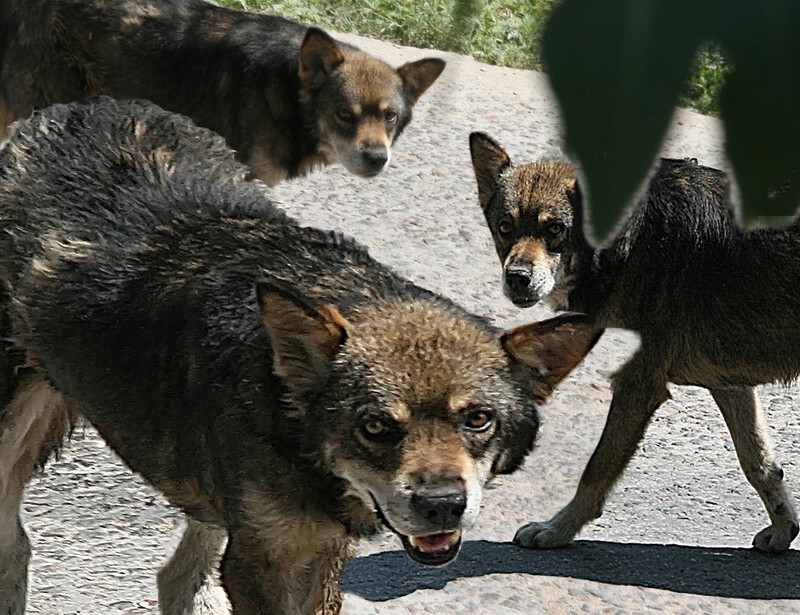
19 32 800 615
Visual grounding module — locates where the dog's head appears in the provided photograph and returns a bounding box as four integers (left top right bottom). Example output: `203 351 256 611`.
299 28 445 178
257 282 598 566
469 132 591 311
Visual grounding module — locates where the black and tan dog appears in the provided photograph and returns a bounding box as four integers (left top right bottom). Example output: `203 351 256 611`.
0 0 445 185
0 99 598 615
470 131 800 554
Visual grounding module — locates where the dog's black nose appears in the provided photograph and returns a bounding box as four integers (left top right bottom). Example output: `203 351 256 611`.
362 149 388 172
411 487 467 525
505 268 532 295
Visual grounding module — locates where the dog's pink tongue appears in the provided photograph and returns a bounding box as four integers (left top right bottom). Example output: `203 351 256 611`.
414 532 456 554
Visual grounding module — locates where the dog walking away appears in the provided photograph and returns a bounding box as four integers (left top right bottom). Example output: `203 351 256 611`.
0 99 598 615
470 131 800 554
0 0 445 186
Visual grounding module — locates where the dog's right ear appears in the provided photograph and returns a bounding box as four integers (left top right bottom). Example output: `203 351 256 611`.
257 281 350 395
501 313 602 404
397 58 446 105
469 132 511 212
300 27 346 86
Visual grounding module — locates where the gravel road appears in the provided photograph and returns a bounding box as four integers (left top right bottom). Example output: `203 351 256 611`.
19 32 800 615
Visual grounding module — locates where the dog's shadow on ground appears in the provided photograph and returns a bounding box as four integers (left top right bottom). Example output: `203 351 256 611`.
341 539 800 601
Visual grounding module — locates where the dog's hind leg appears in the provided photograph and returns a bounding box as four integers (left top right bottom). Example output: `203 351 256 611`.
157 517 230 614
0 373 74 615
710 386 799 552
515 351 670 549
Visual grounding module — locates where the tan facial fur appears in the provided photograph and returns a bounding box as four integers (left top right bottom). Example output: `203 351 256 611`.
315 54 405 178
300 29 444 179
328 407 491 539
503 235 562 306
311 300 514 538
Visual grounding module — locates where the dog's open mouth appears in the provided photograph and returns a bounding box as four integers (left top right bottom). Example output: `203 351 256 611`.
398 530 462 566
372 497 463 566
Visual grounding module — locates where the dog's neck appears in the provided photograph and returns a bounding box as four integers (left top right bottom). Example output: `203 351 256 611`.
567 242 634 329
545 231 608 320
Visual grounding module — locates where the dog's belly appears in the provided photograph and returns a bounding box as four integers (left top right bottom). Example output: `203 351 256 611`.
84 416 224 523
668 347 800 389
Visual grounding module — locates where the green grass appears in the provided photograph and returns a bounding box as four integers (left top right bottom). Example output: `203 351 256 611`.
218 0 558 70
680 46 730 116
217 0 724 114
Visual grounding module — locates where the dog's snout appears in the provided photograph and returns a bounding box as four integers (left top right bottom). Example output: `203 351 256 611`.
411 486 467 525
505 267 532 294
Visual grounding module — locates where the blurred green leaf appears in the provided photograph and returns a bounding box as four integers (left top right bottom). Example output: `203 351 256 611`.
544 0 800 241
716 2 800 224
542 0 702 242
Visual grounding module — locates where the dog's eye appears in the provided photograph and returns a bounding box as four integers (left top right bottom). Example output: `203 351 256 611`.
384 110 398 124
498 218 514 236
462 409 494 433
336 108 355 122
546 221 566 237
361 416 392 441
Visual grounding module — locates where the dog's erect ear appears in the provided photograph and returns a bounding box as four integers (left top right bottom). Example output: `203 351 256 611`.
501 313 602 403
469 132 511 211
300 28 345 85
397 58 446 105
257 281 350 394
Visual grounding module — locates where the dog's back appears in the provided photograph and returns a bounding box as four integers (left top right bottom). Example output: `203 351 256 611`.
596 159 800 385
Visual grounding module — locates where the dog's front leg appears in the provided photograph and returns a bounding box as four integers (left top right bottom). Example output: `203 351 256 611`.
220 528 352 615
515 351 670 549
220 529 285 615
710 386 799 552
295 538 357 615
157 516 230 614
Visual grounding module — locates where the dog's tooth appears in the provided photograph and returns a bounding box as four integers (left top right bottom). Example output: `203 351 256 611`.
448 530 462 546
408 535 420 549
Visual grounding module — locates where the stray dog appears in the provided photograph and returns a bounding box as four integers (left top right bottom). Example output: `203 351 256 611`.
470 131 800 553
0 99 598 615
0 0 445 185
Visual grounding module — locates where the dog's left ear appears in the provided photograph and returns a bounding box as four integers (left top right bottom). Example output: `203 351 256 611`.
300 27 346 85
501 313 602 403
257 281 350 395
469 132 511 212
397 58 446 104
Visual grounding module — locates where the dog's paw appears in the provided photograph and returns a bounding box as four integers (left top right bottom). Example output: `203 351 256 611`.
752 520 800 553
513 521 574 549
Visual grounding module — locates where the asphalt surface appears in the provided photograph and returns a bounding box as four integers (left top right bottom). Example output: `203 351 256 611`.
19 32 800 615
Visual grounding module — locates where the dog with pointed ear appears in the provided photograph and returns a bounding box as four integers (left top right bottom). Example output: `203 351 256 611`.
0 0 446 186
469 132 592 311
0 95 603 614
